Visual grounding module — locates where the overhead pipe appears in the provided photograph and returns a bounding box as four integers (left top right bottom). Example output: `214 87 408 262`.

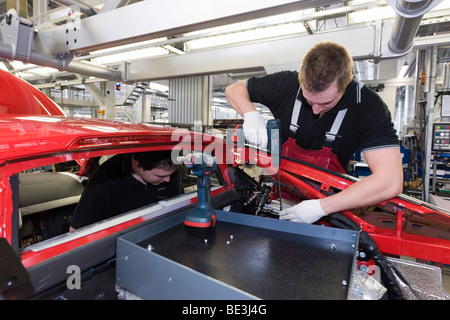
32 51 123 81
387 0 444 56
0 41 123 81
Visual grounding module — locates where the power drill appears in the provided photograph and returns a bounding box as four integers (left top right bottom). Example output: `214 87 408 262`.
181 153 218 238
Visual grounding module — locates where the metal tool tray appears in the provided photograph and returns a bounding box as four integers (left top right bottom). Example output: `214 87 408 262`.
116 210 359 300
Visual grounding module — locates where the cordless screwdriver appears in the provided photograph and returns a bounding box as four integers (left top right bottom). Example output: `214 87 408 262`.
181 153 218 238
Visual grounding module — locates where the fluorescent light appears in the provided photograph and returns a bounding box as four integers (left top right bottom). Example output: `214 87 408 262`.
348 6 395 24
92 47 169 64
149 82 168 92
89 38 167 55
163 45 186 55
186 23 306 50
185 8 315 37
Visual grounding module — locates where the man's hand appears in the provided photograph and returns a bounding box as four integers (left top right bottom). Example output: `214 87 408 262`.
279 199 326 224
243 111 268 148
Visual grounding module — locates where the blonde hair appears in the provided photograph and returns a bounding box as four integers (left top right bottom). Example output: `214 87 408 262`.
298 41 353 93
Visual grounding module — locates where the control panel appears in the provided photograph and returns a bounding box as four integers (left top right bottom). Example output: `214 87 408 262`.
432 123 450 151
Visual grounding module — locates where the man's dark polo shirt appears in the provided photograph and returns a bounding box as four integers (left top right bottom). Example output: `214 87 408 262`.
246 71 399 169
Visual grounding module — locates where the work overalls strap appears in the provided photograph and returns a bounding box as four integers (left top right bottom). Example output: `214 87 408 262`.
282 88 349 173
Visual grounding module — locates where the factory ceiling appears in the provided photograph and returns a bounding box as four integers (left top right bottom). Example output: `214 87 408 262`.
0 0 449 92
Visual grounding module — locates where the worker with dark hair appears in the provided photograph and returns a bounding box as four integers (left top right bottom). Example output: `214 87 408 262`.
70 151 183 230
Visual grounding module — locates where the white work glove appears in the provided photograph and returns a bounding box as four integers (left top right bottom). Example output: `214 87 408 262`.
243 111 268 148
279 199 326 224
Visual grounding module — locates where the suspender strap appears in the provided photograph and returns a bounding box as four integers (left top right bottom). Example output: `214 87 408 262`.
356 79 364 103
289 88 302 137
289 86 352 147
322 79 362 146
325 108 348 145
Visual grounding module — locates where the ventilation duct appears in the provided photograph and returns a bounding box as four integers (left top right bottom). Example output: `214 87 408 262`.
387 0 444 56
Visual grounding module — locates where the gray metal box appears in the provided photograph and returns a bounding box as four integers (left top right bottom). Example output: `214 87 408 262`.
116 210 358 300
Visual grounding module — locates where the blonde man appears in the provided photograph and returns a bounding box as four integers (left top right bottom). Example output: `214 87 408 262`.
225 41 403 224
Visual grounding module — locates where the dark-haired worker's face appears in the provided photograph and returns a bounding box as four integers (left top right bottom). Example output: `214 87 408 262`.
132 158 176 185
140 167 176 185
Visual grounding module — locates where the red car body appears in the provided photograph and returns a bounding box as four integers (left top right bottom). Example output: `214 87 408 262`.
0 69 449 298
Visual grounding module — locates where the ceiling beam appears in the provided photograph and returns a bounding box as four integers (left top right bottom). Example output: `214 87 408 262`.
125 22 392 82
34 0 346 55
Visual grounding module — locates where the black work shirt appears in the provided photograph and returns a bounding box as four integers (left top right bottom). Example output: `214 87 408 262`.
71 154 184 229
246 71 399 168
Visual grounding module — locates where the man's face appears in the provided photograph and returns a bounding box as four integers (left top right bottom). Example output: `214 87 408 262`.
302 81 345 117
140 167 176 185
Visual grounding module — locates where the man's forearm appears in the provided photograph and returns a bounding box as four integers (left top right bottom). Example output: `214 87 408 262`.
320 173 400 215
320 148 403 214
225 80 257 116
